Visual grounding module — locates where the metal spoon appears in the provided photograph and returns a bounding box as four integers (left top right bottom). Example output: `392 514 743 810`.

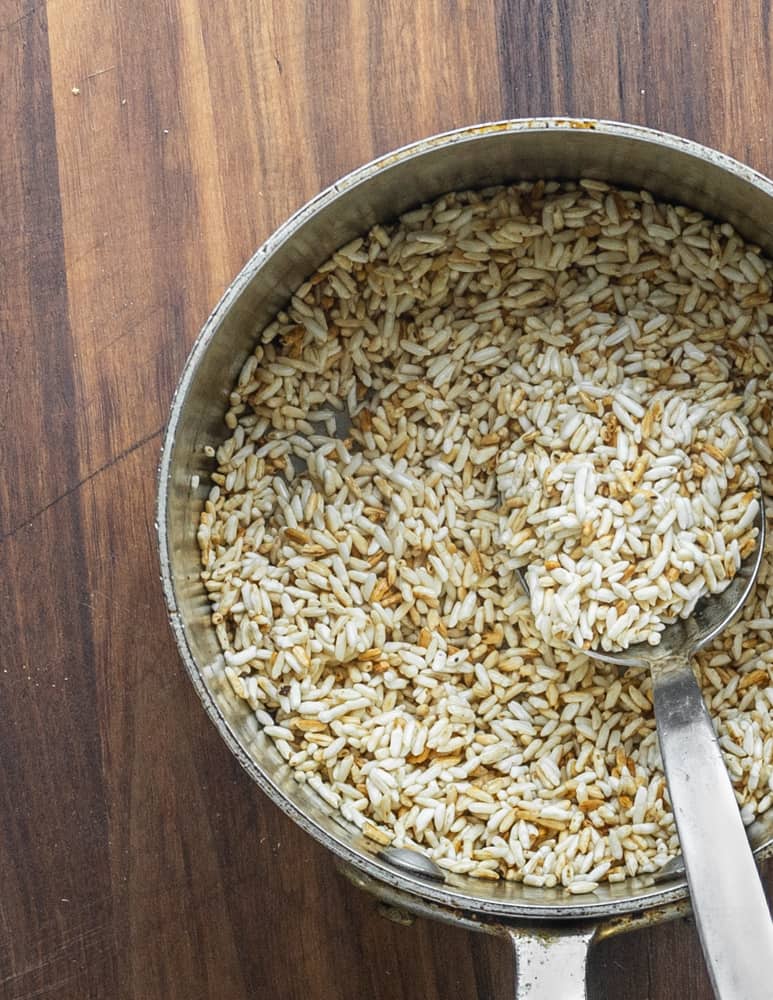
515 502 773 999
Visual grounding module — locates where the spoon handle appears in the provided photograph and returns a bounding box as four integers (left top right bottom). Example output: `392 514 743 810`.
652 653 773 999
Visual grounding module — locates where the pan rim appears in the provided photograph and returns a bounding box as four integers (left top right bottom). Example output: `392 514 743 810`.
156 116 773 924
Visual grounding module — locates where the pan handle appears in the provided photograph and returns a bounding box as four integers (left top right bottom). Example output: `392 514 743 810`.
506 925 596 999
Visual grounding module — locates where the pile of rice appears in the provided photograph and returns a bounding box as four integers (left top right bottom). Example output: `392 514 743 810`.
497 324 761 652
198 180 773 892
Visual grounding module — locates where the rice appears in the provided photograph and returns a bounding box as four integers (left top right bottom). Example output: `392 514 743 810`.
497 366 761 650
198 179 773 891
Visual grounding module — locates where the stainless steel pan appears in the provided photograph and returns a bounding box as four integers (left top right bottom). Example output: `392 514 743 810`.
157 119 773 998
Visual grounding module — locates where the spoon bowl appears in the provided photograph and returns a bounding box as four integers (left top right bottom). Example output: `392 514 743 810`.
514 501 767 670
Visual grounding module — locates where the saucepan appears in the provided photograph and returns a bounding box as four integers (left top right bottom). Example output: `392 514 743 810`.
157 119 773 998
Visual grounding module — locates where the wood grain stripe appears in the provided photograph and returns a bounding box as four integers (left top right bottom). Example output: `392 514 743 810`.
46 0 233 483
366 0 502 156
497 0 773 180
0 5 116 998
196 0 322 255
44 2 261 995
0 5 81 536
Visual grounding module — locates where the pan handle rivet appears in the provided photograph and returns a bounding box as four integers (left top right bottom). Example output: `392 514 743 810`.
377 903 417 926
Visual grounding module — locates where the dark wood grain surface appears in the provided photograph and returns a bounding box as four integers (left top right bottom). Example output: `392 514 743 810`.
2 2 772 997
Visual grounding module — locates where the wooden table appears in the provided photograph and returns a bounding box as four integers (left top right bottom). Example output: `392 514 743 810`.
3 2 772 997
